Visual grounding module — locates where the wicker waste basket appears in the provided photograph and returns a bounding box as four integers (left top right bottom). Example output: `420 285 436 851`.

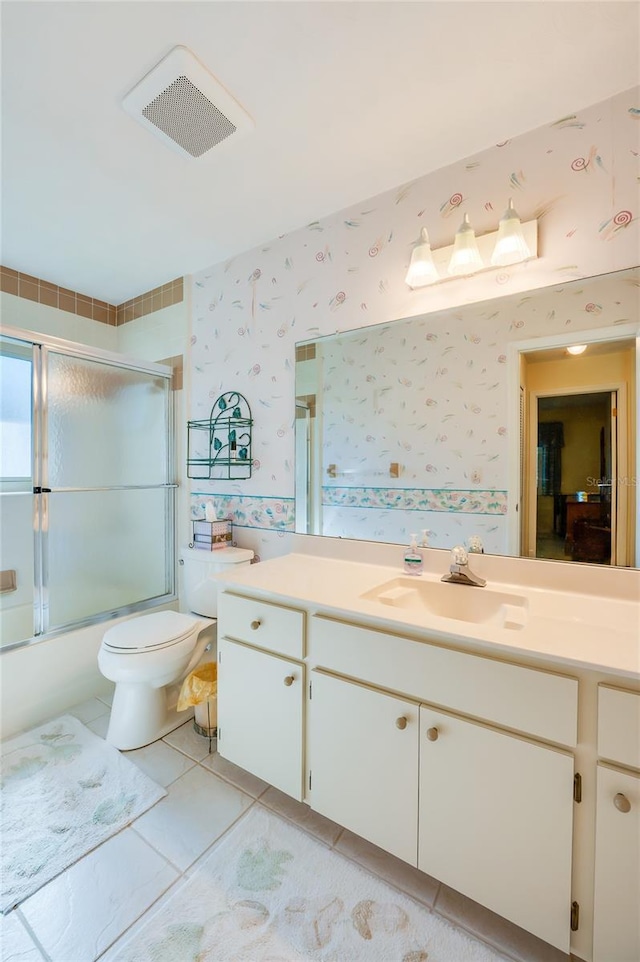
177 662 217 739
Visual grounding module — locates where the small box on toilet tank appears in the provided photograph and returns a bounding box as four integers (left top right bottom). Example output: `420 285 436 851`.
192 518 233 550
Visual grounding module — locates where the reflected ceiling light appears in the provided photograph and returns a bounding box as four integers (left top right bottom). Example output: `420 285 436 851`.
405 227 439 288
567 344 588 355
491 199 532 267
404 203 538 289
448 214 483 276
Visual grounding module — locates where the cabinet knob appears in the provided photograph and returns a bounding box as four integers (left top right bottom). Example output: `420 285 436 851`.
395 716 408 730
614 792 631 814
283 675 295 687
426 727 439 741
250 620 261 630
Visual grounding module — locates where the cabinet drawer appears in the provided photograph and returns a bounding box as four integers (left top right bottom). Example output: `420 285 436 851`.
309 615 577 747
598 685 640 769
219 591 304 659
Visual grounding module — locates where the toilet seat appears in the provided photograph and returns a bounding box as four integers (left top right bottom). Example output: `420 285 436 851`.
102 611 202 654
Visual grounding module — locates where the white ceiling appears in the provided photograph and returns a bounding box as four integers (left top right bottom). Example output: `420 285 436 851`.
1 1 638 304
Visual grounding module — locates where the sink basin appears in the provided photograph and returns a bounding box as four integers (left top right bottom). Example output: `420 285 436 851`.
361 577 528 629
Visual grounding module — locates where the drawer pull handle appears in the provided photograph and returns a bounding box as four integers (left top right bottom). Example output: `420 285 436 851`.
283 675 295 687
426 727 439 741
250 620 261 630
395 716 408 730
614 793 631 814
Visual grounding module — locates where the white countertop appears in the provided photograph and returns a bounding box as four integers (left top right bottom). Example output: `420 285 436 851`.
216 552 640 679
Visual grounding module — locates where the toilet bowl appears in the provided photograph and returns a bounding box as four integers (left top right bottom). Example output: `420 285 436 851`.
98 545 253 750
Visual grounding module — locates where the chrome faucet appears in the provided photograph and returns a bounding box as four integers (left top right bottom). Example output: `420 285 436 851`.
441 545 486 587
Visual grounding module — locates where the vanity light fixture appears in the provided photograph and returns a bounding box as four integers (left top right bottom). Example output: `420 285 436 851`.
490 199 532 267
566 344 588 355
404 201 537 289
448 214 483 276
404 228 439 288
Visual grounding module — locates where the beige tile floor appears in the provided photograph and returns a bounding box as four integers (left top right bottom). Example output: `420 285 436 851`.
1 696 576 962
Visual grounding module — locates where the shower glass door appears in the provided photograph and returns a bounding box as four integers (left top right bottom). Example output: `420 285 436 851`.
43 348 174 632
0 335 35 646
0 329 175 648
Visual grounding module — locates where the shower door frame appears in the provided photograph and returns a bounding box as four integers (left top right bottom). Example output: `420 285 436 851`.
1 323 178 651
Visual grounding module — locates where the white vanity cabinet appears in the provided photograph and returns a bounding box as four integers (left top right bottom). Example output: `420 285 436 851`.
213 567 640 961
217 592 305 800
308 669 419 864
307 614 578 954
592 686 640 962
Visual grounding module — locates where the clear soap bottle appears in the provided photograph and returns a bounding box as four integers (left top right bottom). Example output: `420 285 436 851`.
403 533 424 576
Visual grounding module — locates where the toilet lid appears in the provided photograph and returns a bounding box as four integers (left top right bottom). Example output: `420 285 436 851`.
103 611 200 653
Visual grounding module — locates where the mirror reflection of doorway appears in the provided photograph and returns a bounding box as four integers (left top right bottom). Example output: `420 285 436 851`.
535 392 615 564
519 334 635 567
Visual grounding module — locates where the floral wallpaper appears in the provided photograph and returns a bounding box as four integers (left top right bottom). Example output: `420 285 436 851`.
190 86 639 559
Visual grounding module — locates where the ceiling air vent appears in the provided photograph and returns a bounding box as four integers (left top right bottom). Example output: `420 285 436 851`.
122 46 253 159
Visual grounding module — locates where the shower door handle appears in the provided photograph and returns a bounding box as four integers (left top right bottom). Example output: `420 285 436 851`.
33 487 52 494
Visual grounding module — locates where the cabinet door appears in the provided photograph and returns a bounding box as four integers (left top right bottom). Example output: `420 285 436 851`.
309 670 418 865
419 707 574 953
593 765 640 962
217 637 304 800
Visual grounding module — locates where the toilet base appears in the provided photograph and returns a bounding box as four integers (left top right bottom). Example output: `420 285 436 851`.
105 682 192 751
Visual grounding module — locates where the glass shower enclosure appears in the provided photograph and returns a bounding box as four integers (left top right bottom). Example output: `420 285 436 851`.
0 328 176 650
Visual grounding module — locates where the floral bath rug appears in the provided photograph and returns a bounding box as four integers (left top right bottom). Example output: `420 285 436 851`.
0 714 166 913
105 805 509 962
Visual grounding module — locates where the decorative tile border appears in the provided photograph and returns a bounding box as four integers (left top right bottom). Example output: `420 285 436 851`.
0 266 117 324
115 278 183 325
0 265 183 326
322 486 508 515
295 342 317 362
190 493 296 531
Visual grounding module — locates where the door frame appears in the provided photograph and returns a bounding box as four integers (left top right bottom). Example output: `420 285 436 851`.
506 323 639 562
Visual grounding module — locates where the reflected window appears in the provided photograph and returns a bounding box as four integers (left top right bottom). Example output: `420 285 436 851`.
537 421 564 496
0 354 32 479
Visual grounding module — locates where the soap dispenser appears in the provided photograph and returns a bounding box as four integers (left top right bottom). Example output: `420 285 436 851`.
468 534 484 554
404 533 424 576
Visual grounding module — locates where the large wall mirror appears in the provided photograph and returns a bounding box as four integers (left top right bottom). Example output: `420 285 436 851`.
295 267 639 568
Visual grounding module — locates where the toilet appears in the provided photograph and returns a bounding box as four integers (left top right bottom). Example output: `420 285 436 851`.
98 545 253 750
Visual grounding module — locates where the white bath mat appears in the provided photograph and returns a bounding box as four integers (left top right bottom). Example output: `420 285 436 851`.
106 805 509 962
0 714 166 913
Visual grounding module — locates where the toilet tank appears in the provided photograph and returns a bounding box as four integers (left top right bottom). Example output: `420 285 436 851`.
180 546 254 617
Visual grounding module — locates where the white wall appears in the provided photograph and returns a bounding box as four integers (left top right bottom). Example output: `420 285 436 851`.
1 292 118 350
115 300 188 363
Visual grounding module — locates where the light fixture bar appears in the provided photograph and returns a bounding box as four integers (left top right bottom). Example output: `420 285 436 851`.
405 219 538 289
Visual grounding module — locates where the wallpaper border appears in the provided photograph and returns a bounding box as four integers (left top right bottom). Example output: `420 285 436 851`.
322 486 508 515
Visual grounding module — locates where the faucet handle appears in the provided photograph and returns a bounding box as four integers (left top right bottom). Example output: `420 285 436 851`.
450 545 468 566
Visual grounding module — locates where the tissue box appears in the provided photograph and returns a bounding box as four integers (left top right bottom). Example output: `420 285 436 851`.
192 519 233 549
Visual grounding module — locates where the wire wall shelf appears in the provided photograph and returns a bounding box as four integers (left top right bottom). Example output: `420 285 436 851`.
187 391 253 481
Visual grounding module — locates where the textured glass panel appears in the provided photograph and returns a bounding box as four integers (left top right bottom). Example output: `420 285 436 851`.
47 353 169 488
0 355 32 479
46 488 171 628
0 492 35 647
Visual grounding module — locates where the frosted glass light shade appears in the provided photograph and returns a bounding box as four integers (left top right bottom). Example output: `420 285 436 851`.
567 344 587 355
448 214 483 276
405 228 439 287
491 199 531 266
